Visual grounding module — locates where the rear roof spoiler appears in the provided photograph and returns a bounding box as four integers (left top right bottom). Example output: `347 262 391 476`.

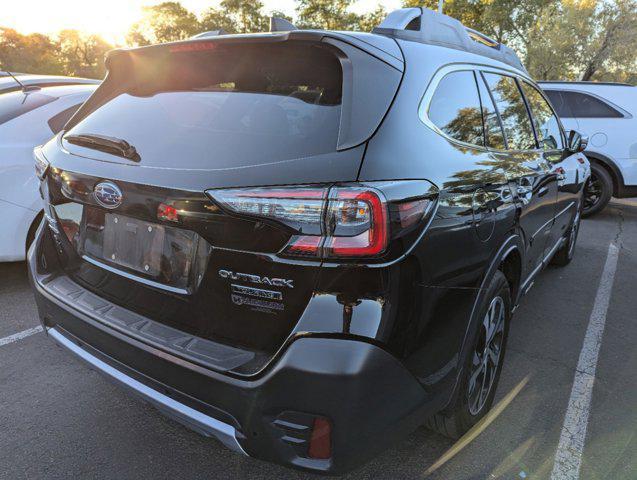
372 7 527 74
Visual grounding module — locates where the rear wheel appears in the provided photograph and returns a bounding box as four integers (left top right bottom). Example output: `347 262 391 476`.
426 271 511 439
551 202 582 267
583 162 612 217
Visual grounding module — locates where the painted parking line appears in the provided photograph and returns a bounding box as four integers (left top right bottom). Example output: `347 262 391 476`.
0 326 43 347
550 242 620 480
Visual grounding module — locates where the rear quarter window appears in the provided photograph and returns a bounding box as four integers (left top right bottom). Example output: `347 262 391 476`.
547 90 623 118
427 70 485 146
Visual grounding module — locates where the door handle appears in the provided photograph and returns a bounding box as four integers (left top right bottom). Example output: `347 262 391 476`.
538 186 550 197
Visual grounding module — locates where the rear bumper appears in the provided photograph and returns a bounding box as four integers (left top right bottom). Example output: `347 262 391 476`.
47 326 247 454
29 226 432 474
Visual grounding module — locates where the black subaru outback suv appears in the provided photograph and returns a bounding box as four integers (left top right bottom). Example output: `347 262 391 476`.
30 7 590 474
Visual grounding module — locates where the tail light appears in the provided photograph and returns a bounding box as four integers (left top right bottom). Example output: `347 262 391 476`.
33 146 50 180
207 182 436 260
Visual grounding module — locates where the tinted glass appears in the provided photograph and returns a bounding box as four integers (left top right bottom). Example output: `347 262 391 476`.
48 103 82 134
0 91 56 125
543 90 573 118
483 73 536 150
561 91 622 118
428 71 484 146
520 82 563 150
476 75 506 150
65 42 342 169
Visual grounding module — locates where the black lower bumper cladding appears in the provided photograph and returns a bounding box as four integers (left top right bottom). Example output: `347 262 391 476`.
29 225 431 473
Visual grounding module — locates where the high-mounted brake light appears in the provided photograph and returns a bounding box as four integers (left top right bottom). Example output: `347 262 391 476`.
168 42 217 53
206 182 435 260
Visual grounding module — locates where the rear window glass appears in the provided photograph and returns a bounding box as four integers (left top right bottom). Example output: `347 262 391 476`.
0 91 56 125
546 90 622 118
65 42 343 169
428 70 484 146
48 103 82 134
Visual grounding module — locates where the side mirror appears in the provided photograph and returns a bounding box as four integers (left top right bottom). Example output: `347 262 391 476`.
567 130 589 153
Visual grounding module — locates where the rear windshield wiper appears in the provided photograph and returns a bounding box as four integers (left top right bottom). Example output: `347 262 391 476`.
64 133 140 162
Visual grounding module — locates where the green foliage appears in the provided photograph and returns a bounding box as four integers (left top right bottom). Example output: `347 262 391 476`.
358 5 387 32
406 0 636 82
126 2 199 46
0 28 111 78
200 0 270 34
0 28 63 75
0 0 634 83
296 0 361 30
58 30 111 78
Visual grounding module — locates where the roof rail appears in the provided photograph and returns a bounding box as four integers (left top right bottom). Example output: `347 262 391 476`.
372 8 527 74
270 17 297 32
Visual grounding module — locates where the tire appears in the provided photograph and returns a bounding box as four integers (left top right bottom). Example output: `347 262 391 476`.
582 162 612 217
551 201 582 267
426 270 511 439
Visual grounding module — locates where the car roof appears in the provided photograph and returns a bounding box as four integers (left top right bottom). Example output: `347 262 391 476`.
538 81 634 88
34 84 99 98
0 74 101 95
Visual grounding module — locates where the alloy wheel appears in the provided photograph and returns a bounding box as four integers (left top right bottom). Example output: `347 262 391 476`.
583 173 602 213
468 296 505 415
568 209 581 257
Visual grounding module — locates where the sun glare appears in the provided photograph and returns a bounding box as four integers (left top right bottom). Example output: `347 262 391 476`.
2 0 146 45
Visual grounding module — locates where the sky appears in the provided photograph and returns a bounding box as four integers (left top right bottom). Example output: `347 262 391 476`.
1 0 404 45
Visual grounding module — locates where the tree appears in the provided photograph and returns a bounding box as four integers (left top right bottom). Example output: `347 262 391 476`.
0 28 63 75
296 0 361 30
200 0 270 34
358 5 387 32
403 0 550 46
126 2 200 46
404 0 636 82
578 0 637 80
525 0 637 81
57 30 112 78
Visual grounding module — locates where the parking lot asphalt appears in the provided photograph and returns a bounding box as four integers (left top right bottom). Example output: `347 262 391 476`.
1 200 635 480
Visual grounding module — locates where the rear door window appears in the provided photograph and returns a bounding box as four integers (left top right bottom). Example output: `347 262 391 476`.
483 73 537 151
427 70 485 146
520 82 564 150
476 75 506 150
64 42 343 169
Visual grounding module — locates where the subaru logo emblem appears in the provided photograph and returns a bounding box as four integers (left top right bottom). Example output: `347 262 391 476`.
94 182 123 209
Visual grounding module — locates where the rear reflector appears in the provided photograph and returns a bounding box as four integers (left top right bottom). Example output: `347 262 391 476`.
308 417 332 460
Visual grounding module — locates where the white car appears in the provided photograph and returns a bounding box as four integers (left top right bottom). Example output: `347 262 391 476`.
540 81 637 216
0 73 99 95
0 83 98 261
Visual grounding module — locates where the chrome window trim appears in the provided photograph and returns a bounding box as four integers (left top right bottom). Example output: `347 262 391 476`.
82 255 190 295
418 62 553 154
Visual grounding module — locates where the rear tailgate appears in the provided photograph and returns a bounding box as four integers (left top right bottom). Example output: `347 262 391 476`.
41 34 403 373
